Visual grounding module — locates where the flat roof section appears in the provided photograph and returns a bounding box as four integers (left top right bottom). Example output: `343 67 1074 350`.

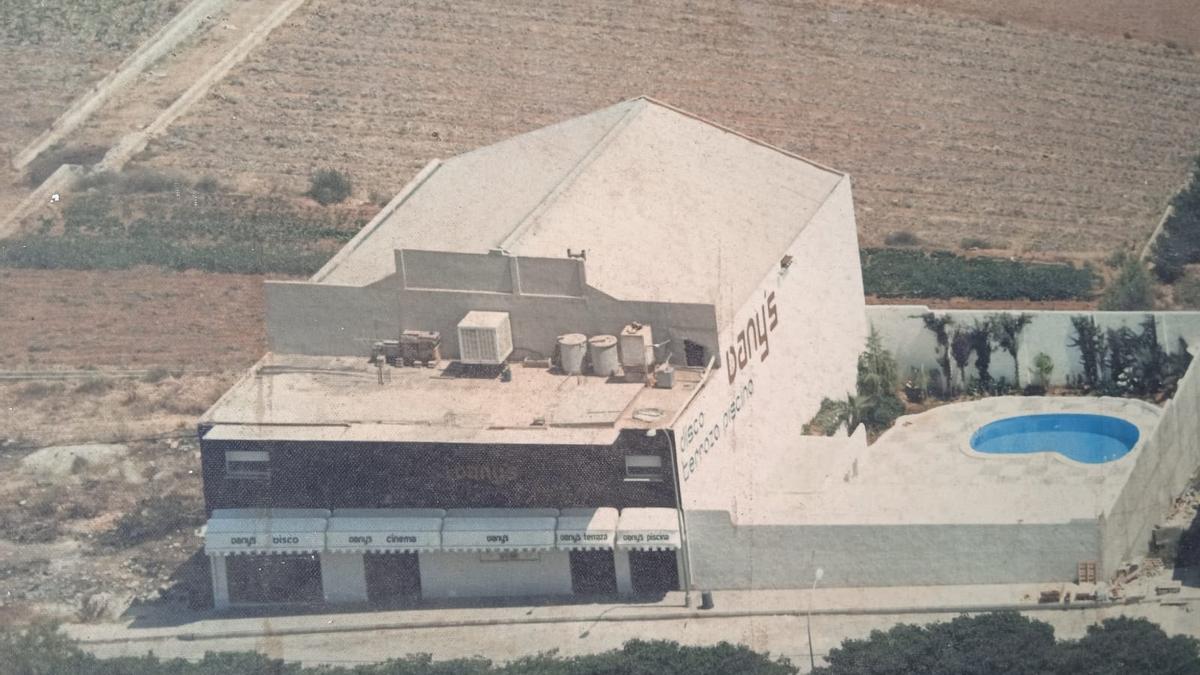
201 354 706 446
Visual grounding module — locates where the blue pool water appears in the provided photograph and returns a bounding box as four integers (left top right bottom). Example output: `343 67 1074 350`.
970 413 1139 464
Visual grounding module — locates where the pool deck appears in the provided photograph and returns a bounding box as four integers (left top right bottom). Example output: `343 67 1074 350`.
741 396 1161 526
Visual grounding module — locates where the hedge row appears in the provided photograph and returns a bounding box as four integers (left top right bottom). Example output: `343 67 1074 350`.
0 629 796 675
861 248 1097 300
0 236 331 276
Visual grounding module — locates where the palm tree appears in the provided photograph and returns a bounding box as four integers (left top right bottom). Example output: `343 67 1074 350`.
989 313 1033 388
920 313 954 398
828 394 866 436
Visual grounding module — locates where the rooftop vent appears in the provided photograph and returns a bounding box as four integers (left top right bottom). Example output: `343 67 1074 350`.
456 311 513 365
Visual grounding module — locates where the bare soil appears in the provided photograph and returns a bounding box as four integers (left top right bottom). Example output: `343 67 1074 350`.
134 0 1200 262
0 375 235 625
0 268 269 370
886 0 1200 51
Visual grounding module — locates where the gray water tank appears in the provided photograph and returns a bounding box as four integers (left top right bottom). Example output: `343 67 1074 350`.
558 334 588 374
588 335 620 376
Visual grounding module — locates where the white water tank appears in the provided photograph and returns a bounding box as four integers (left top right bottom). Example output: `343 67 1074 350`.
456 311 513 364
589 335 620 376
558 333 587 374
619 323 653 369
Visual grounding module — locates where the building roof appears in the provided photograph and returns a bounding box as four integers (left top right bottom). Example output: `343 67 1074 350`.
315 97 844 327
200 353 707 446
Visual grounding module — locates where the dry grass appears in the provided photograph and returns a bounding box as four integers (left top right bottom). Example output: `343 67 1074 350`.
0 373 237 448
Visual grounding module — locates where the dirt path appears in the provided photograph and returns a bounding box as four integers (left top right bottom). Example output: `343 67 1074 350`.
1 0 305 240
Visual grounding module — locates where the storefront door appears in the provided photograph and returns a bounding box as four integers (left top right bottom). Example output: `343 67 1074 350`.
629 550 679 595
226 554 323 604
568 550 617 595
364 552 421 605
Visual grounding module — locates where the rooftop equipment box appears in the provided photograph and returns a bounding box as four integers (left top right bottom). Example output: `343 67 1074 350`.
456 311 513 364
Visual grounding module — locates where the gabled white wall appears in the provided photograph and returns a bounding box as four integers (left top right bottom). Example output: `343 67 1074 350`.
671 176 867 516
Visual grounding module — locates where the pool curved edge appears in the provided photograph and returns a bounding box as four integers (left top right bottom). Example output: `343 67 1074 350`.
960 411 1145 467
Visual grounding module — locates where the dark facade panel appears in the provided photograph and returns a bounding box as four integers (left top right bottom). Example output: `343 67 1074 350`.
200 430 675 514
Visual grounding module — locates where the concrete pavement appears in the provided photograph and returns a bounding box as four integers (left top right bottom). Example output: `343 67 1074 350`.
67 578 1200 670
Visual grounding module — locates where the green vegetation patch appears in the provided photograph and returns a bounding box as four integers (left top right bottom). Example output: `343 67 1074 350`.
1151 156 1200 283
861 248 1097 300
2 183 363 276
0 0 181 49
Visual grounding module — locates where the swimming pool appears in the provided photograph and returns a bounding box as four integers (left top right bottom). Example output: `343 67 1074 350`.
970 413 1140 464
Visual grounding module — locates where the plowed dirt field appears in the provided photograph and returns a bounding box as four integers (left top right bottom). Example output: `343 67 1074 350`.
138 0 1200 259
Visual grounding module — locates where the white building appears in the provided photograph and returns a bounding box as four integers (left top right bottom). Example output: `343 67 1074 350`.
198 96 868 608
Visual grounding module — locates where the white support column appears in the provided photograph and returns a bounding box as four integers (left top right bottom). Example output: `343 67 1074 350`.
614 549 634 596
320 553 368 604
674 550 685 591
210 555 230 610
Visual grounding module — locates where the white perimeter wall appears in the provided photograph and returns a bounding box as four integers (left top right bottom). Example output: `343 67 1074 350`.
418 551 572 599
866 306 1200 387
688 512 1100 589
1101 348 1200 577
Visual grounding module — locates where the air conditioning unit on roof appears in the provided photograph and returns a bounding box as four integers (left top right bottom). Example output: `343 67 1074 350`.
456 311 513 364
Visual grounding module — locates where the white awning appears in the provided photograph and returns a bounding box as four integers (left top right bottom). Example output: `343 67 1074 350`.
616 507 681 551
442 508 559 551
326 508 445 553
204 508 329 556
556 507 619 550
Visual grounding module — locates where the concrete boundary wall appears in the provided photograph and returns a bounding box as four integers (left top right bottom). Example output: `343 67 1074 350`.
1100 349 1200 576
866 306 1200 387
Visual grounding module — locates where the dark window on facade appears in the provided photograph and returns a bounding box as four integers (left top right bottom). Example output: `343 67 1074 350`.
684 340 706 367
624 454 664 481
225 450 270 480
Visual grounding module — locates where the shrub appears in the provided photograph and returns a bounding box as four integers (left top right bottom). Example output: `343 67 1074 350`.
306 168 353 205
1176 277 1200 309
884 231 920 246
959 236 993 250
1029 352 1053 392
903 367 930 403
16 381 64 399
99 495 203 549
1100 257 1155 310
25 143 108 186
856 328 905 432
118 167 183 193
194 175 221 193
73 377 113 395
806 329 905 436
141 367 171 383
1151 156 1200 282
861 249 1096 300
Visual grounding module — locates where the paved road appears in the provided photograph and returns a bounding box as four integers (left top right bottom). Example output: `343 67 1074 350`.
84 603 1200 671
